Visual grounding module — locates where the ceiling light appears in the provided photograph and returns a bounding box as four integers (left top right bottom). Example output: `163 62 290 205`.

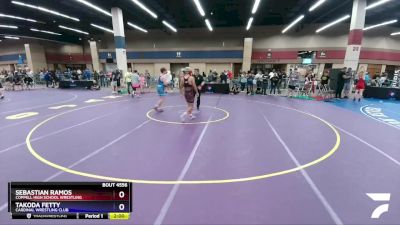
316 15 350 33
205 19 213 31
193 0 205 17
131 0 158 19
0 13 36 22
59 25 89 35
75 0 111 17
282 15 305 33
309 0 327 12
11 1 79 22
4 36 20 40
246 17 254 30
90 23 114 34
366 0 391 10
252 0 261 14
127 22 148 33
30 28 61 36
162 20 177 32
0 25 18 29
391 32 400 36
364 19 397 30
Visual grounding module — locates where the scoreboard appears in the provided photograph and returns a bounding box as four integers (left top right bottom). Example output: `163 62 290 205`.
8 182 132 220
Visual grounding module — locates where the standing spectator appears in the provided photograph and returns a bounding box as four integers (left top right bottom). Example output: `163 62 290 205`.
277 70 283 94
77 69 82 79
0 79 4 99
220 71 227 84
227 70 233 83
240 72 247 92
110 69 121 94
125 69 133 95
93 71 100 89
354 72 366 102
335 67 346 99
282 71 288 89
364 71 370 85
131 71 141 97
255 71 263 94
100 71 106 87
287 68 299 97
44 71 51 88
343 68 353 98
246 71 254 95
270 72 279 95
83 68 92 80
261 72 269 95
145 70 151 88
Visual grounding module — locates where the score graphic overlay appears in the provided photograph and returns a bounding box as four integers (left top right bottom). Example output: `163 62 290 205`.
8 182 132 220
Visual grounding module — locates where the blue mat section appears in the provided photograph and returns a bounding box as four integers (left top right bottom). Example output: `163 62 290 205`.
330 98 400 129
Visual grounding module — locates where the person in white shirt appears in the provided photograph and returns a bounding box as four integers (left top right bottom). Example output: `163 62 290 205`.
269 69 276 79
254 71 262 80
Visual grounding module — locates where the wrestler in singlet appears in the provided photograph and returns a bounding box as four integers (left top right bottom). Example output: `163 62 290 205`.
183 75 195 103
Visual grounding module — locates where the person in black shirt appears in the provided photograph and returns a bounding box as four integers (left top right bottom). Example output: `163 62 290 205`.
194 69 205 111
335 67 346 98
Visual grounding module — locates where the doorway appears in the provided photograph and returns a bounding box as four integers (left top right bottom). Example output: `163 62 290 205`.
170 63 189 77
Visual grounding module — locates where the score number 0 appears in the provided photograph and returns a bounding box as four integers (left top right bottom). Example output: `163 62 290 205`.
118 191 126 211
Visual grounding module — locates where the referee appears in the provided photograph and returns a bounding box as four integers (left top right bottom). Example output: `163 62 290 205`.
194 69 205 111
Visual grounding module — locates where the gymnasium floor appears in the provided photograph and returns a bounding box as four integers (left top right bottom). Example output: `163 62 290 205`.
0 89 399 225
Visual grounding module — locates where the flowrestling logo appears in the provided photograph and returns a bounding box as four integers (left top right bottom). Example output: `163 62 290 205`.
361 106 400 130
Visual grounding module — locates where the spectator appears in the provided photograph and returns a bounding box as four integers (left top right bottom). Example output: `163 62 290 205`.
320 71 330 86
277 70 283 94
131 71 141 97
111 69 121 94
145 70 151 88
240 72 247 92
261 72 269 95
270 72 279 95
44 71 52 88
335 67 346 99
282 71 288 89
227 70 233 83
287 68 299 97
83 68 92 80
343 68 353 98
0 79 4 99
354 72 366 102
247 71 254 95
125 69 133 94
255 71 263 94
220 71 227 84
100 71 106 87
208 70 214 83
364 71 370 85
